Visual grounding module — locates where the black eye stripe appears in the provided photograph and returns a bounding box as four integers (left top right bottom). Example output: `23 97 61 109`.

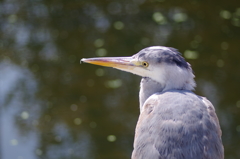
156 51 189 69
138 53 146 59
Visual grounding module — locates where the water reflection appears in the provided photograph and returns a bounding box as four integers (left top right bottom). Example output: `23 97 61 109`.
1 60 38 159
1 0 240 158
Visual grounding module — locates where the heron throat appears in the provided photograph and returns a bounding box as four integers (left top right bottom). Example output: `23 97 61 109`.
139 76 195 111
139 77 164 111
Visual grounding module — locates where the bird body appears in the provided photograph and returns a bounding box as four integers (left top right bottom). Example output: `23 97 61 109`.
81 46 224 159
133 88 223 159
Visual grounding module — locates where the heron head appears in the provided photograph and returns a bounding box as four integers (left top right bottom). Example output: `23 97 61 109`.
81 46 196 91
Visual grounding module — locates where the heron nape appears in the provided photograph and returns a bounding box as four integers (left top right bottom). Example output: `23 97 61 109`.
81 46 224 159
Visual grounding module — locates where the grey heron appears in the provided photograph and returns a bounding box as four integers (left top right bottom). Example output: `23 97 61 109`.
81 46 224 159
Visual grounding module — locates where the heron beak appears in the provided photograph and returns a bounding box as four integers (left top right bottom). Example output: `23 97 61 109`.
81 57 141 71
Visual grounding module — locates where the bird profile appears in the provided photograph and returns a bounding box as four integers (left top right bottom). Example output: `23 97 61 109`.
81 46 224 159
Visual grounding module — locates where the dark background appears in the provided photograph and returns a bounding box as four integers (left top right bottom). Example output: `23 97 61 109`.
1 0 240 158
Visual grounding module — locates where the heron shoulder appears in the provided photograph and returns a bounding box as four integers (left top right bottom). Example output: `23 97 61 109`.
200 96 222 137
142 90 221 132
142 90 203 115
133 90 224 159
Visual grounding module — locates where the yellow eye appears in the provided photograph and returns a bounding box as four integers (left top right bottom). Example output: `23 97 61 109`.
142 61 149 67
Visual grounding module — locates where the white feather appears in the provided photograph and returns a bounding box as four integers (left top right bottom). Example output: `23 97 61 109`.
147 64 196 91
147 46 171 51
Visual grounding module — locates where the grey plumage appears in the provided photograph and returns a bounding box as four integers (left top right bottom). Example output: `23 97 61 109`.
134 47 189 69
132 89 223 159
81 46 224 159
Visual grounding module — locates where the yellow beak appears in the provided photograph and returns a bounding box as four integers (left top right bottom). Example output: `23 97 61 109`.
81 57 140 70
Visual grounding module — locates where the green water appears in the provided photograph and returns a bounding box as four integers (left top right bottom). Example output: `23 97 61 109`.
1 0 240 158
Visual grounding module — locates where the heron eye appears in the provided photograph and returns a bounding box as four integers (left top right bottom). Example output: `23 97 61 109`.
142 61 149 67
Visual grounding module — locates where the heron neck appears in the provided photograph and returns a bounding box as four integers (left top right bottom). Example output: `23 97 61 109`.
139 77 164 111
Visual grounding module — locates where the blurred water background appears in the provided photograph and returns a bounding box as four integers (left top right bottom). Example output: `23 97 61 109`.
0 0 240 159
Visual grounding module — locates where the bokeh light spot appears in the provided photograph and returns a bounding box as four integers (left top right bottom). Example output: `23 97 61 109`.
217 59 224 67
10 139 18 146
173 13 188 22
107 135 116 142
113 21 124 30
21 111 29 119
220 10 231 19
236 100 240 107
80 95 87 103
8 14 17 23
221 42 229 50
105 79 122 88
74 118 82 125
96 48 107 56
232 18 240 27
70 104 78 111
184 50 198 59
94 39 104 47
152 12 166 24
95 68 105 76
236 8 240 16
236 125 240 132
